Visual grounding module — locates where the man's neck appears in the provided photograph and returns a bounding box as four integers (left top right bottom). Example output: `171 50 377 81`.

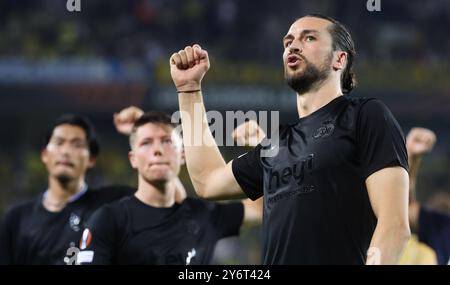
296 77 343 118
134 176 175 208
44 176 85 212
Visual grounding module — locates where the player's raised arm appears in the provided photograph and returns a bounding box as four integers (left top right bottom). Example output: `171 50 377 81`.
113 106 144 136
170 45 246 200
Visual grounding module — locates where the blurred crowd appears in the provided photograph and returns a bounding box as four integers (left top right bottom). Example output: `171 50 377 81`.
1 0 449 62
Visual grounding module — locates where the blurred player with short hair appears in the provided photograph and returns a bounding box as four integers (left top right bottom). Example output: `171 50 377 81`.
78 110 262 265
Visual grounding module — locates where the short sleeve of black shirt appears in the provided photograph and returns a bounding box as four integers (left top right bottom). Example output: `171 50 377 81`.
81 205 119 265
232 144 264 200
356 99 408 179
209 202 244 239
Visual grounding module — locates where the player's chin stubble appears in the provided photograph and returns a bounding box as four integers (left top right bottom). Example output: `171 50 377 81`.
56 174 73 189
285 54 332 95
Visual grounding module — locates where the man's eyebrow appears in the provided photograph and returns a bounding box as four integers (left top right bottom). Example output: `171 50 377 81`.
51 136 64 141
283 34 294 42
301 29 319 35
283 29 320 42
70 137 86 143
138 136 152 142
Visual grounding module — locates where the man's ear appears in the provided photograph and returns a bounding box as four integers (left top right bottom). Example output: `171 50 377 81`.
333 51 347 71
128 150 138 169
88 157 97 169
41 148 49 165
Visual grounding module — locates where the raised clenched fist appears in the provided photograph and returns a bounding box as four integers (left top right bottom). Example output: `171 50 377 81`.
406 127 436 157
113 106 144 135
232 120 266 147
169 44 210 91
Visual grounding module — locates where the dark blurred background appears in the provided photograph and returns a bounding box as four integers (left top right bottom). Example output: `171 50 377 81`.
0 0 449 264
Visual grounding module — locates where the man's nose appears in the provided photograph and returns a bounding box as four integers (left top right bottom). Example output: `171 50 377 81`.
152 142 164 156
289 40 302 54
59 143 72 155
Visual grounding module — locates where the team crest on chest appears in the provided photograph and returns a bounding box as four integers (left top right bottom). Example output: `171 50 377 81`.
313 120 335 139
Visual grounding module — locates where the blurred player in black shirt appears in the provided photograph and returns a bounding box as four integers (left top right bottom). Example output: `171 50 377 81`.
170 14 411 264
0 114 190 265
0 115 134 264
78 111 262 265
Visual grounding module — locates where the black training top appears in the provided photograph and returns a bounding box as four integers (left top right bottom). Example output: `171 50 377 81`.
0 185 133 265
79 196 244 265
232 96 408 264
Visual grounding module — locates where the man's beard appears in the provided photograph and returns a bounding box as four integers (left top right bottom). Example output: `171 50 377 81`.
285 53 333 94
56 174 73 188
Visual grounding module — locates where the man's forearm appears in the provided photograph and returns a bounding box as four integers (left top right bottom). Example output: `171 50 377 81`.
408 155 422 178
242 198 263 228
178 92 226 197
366 222 410 265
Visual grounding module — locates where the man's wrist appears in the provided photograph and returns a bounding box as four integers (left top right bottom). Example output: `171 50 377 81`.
176 82 201 92
177 89 201 94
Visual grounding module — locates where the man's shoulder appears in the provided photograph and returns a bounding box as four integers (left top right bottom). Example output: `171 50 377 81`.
2 195 42 221
87 184 135 195
86 196 133 228
98 195 133 213
345 96 389 112
345 95 377 105
181 197 242 214
181 197 207 208
180 197 220 213
339 96 397 128
84 185 134 203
